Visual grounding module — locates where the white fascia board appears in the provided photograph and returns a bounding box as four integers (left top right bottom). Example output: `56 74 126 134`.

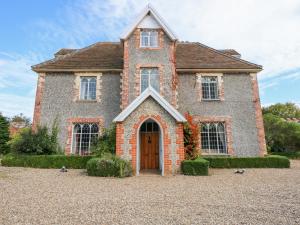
113 87 186 122
120 4 178 41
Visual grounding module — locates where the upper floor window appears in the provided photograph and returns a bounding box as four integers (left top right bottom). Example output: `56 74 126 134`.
140 30 158 47
201 122 227 154
80 77 96 100
72 123 99 155
202 76 219 100
141 68 159 93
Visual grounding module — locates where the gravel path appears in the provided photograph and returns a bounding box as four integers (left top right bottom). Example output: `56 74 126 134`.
1 161 300 225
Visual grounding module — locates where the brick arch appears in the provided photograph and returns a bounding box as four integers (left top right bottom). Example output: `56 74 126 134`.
130 114 172 175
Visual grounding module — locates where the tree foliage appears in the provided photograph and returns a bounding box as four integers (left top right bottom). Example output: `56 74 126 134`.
0 113 10 154
183 112 200 159
10 113 31 126
263 103 300 119
8 121 61 155
263 113 300 152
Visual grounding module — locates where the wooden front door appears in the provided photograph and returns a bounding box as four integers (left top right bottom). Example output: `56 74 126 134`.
140 132 159 169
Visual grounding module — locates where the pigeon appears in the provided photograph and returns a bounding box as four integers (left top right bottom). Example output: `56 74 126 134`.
60 166 68 172
234 169 245 174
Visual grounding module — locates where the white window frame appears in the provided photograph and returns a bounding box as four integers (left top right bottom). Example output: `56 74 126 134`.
201 76 219 100
140 30 158 48
72 123 99 155
201 122 227 154
80 77 97 100
140 68 159 93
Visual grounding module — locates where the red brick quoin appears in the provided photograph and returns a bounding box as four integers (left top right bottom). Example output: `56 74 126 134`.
115 115 185 175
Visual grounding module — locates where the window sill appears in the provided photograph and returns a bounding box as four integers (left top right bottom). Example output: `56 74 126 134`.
76 100 98 103
201 153 231 157
202 99 221 102
139 46 161 50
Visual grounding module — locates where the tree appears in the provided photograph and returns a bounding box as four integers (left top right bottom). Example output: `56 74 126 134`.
183 112 200 159
0 113 10 154
263 103 300 119
263 113 300 152
10 113 31 126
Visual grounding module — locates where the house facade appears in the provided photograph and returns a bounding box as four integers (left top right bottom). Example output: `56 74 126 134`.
32 5 266 175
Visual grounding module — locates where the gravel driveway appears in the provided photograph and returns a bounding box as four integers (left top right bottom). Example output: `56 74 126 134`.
1 161 300 225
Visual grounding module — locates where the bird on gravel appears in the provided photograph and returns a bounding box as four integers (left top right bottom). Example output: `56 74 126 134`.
234 169 245 174
60 166 68 172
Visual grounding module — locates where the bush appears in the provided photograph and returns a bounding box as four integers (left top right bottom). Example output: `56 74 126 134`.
8 124 61 155
0 113 10 155
91 124 116 157
86 155 132 177
181 158 209 175
203 155 290 168
1 154 92 169
270 151 300 159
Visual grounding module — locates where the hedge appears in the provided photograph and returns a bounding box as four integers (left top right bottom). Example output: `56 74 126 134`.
203 155 290 168
181 158 209 176
86 156 132 177
270 151 300 159
1 154 93 169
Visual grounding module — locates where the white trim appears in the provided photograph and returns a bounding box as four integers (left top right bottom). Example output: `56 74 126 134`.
121 4 177 41
113 87 186 122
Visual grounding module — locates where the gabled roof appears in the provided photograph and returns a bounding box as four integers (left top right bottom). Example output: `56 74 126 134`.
120 4 177 41
113 87 186 122
176 42 262 70
32 42 123 72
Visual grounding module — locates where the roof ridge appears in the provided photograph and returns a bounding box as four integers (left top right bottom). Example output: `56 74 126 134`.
32 42 121 70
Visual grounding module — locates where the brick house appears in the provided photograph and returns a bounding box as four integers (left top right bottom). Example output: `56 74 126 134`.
32 5 266 175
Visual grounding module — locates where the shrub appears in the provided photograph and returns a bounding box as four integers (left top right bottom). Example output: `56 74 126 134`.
270 151 300 159
181 158 209 176
1 154 93 169
8 123 61 155
86 155 132 177
183 112 200 159
91 124 116 157
0 113 10 155
203 155 290 168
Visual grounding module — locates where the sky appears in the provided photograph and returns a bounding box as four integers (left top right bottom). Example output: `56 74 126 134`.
0 0 300 119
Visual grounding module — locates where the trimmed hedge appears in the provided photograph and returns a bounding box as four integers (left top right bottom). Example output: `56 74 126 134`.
181 158 209 176
203 155 290 168
270 151 300 159
87 156 132 178
1 154 93 169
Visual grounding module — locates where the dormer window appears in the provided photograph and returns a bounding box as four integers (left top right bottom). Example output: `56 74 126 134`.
140 30 158 47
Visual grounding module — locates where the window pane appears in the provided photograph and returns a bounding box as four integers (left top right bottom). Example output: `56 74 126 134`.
141 74 149 92
80 78 88 100
202 76 219 100
150 71 159 92
150 31 158 47
89 78 96 100
146 122 153 132
141 123 146 132
153 122 159 132
141 31 149 46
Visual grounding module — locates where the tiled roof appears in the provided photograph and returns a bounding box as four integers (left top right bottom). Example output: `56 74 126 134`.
218 49 241 57
32 41 262 72
32 42 124 71
176 42 261 70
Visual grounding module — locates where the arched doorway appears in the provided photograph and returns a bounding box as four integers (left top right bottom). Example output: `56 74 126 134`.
138 119 162 174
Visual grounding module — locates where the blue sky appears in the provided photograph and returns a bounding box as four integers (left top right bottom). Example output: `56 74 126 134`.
0 0 300 118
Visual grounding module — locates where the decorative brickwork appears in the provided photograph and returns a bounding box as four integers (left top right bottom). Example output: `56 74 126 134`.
73 72 102 102
175 123 185 166
116 122 124 156
135 28 164 50
65 117 104 155
250 73 267 156
196 73 225 101
134 64 164 97
170 42 178 108
32 73 46 131
121 40 129 109
193 116 234 155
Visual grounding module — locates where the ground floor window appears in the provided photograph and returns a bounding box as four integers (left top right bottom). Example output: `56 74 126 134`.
72 123 99 155
201 122 227 154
